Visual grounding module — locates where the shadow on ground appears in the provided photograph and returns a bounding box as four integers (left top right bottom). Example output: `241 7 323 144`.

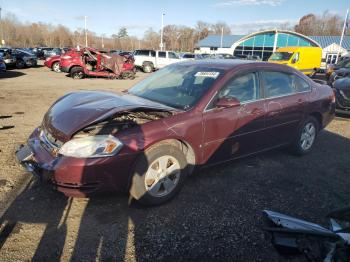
0 70 26 79
0 130 350 261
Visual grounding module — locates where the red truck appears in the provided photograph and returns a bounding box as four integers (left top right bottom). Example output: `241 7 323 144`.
59 48 135 79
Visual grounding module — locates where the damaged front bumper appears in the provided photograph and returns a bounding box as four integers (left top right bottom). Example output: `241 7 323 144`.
16 127 136 197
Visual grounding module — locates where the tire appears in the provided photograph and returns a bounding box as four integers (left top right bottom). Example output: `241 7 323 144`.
290 116 319 155
16 59 25 69
70 67 84 79
142 62 153 73
52 62 61 73
129 144 188 206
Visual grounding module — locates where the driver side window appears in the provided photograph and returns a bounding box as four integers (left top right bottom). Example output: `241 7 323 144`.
218 72 260 103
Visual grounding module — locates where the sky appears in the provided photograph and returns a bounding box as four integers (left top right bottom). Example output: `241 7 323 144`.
0 0 349 37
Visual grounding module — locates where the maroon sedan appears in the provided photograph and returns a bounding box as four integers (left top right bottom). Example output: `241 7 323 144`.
16 60 335 205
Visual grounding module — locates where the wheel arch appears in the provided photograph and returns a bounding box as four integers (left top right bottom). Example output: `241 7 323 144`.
310 112 323 129
69 65 83 73
146 138 196 170
126 138 197 191
142 61 154 66
51 60 59 68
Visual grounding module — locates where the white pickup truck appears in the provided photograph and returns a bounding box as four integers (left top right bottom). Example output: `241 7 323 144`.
133 49 181 73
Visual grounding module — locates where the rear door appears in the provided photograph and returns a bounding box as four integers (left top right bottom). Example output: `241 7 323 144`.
262 70 307 147
203 71 267 165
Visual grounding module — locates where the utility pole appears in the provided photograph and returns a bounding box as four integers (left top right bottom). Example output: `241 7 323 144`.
160 13 165 51
0 7 3 47
336 8 349 64
84 16 88 47
220 27 223 49
101 34 104 48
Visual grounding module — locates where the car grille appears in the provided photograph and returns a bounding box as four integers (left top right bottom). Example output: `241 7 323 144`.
336 89 350 108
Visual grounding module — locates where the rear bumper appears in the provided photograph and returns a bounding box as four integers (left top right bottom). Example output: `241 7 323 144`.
16 128 137 197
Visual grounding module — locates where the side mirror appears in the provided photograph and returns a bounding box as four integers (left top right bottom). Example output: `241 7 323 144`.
215 97 241 108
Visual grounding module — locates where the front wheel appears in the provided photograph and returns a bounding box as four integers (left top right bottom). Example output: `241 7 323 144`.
70 67 84 79
129 144 188 206
16 59 25 69
290 116 319 155
52 62 61 73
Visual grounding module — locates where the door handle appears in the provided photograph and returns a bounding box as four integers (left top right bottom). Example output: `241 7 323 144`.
268 110 281 117
250 108 264 115
297 99 305 105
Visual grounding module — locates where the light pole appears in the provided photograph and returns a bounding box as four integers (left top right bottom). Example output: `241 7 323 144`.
160 13 165 51
101 34 104 49
0 7 3 46
84 16 88 47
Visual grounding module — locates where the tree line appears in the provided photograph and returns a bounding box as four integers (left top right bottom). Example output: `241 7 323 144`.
0 11 348 52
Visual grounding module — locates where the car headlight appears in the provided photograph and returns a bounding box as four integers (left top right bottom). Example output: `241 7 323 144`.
62 55 71 59
58 135 123 158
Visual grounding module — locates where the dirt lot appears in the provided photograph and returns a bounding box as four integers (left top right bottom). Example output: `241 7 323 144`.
0 65 350 261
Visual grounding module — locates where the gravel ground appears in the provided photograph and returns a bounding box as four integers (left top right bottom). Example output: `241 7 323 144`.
0 66 349 261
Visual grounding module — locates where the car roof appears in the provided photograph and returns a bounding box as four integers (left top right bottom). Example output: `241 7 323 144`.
174 59 297 73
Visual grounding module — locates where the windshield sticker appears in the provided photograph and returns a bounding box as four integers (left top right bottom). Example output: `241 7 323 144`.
194 72 220 78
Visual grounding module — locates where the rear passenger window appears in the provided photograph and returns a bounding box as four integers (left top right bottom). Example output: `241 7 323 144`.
263 71 294 98
158 52 166 58
218 72 259 103
292 75 310 92
150 51 156 57
135 50 149 56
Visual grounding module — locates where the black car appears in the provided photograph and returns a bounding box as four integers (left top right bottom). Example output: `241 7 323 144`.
12 49 38 68
326 57 350 81
44 48 64 58
333 77 350 114
328 59 350 85
32 47 53 59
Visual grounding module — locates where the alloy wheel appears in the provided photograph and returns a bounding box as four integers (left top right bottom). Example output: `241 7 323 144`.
144 155 181 197
300 122 316 151
53 63 61 72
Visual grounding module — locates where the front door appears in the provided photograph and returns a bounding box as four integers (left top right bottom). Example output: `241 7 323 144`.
202 71 267 165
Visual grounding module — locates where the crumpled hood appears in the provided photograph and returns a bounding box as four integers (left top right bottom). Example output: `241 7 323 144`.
43 91 175 142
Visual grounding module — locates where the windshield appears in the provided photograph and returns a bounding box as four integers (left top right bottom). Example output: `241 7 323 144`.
269 52 294 61
129 65 224 110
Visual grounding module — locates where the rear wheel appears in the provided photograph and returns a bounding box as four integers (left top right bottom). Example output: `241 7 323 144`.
52 62 61 73
70 67 84 79
142 62 153 73
290 116 319 155
129 144 188 206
